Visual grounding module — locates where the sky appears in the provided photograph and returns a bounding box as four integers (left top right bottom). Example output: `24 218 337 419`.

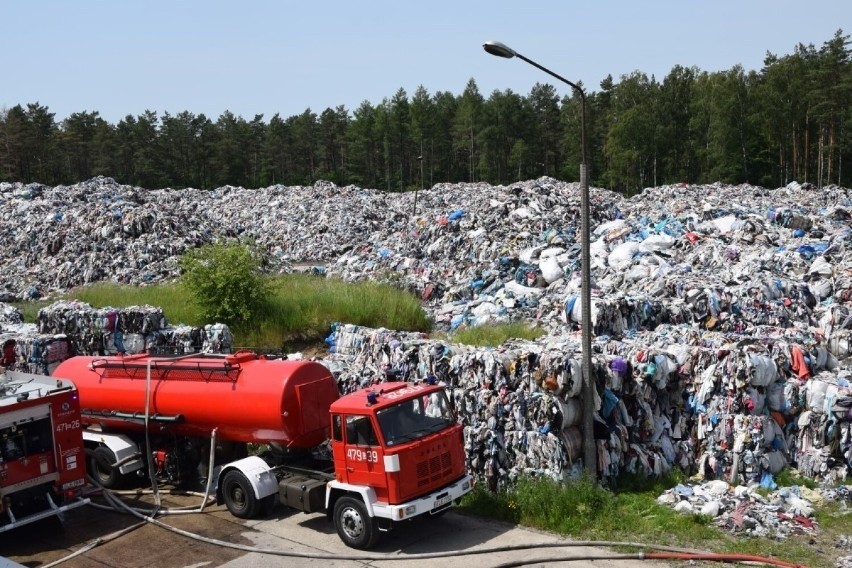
2 0 849 125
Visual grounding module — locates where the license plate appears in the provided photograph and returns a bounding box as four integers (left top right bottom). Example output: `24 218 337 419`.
433 494 451 508
61 478 86 490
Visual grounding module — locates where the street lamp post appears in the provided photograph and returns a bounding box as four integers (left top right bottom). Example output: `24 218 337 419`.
483 40 596 478
415 153 423 218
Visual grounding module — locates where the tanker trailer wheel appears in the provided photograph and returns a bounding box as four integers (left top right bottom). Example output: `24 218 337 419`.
221 470 261 518
333 496 378 550
87 446 123 489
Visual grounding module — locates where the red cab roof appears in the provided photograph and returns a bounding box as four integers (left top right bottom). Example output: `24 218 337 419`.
330 381 442 414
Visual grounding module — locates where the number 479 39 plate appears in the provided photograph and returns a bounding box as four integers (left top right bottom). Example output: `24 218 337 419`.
433 493 451 508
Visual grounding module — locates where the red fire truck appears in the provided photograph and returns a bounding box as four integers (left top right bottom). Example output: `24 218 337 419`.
0 370 89 532
52 352 472 549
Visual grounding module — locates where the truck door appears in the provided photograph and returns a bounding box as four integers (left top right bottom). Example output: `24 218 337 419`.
341 415 386 500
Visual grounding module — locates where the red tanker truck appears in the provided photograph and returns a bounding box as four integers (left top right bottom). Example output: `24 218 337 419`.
51 351 472 549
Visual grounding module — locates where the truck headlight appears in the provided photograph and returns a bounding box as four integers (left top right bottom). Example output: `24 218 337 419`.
462 480 471 491
400 505 416 519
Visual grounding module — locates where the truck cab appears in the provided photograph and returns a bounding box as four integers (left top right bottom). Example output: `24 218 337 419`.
325 382 472 548
219 379 472 549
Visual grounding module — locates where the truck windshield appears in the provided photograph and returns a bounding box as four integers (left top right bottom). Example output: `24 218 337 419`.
376 389 454 446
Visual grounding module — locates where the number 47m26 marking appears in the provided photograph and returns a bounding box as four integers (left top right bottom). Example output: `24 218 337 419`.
56 420 81 432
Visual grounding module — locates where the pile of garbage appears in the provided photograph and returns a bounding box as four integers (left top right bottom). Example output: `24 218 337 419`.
656 480 851 540
0 324 71 375
0 176 849 492
323 321 851 490
0 177 412 299
1 176 849 340
0 301 233 374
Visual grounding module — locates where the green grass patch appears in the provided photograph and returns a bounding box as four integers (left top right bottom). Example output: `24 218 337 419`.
67 281 205 326
266 274 430 335
16 278 530 351
14 275 430 352
13 283 205 328
14 300 49 323
773 467 819 490
233 274 430 349
437 321 545 347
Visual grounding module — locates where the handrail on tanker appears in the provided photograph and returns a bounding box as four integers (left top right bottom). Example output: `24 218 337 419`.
88 352 247 383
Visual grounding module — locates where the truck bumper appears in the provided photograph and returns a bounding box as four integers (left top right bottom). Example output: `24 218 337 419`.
0 496 90 533
372 474 474 522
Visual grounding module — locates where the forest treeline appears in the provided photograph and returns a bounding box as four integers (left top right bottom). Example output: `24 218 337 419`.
1 30 850 193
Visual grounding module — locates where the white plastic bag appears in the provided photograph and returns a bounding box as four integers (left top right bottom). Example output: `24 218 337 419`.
539 256 564 283
607 241 640 270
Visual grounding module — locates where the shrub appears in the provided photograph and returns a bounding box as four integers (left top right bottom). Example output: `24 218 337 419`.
179 241 271 327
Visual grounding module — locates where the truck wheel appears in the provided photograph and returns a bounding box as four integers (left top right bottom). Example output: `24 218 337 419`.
87 446 121 488
221 470 260 518
333 496 378 550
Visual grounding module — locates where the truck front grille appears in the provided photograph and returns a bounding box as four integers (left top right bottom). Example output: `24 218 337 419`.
416 451 453 487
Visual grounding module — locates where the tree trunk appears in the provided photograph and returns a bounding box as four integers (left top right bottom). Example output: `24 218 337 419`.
817 127 823 188
791 123 798 182
804 112 810 184
827 122 834 185
469 126 475 182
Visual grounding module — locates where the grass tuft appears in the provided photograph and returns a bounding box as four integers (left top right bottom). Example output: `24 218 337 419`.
438 321 545 347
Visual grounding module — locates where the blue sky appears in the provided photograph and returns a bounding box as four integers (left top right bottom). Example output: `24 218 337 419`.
2 0 848 124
